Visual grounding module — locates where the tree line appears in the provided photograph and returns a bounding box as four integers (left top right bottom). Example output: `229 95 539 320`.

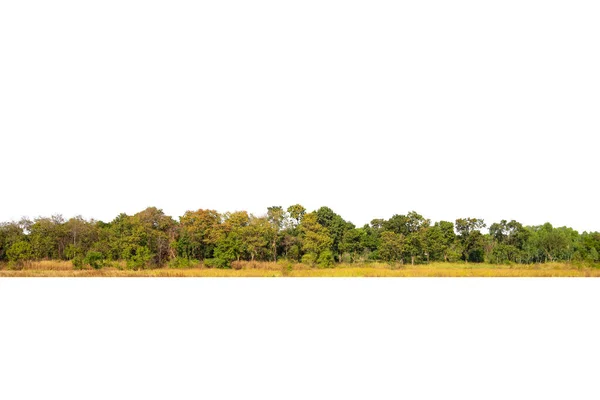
1 205 599 269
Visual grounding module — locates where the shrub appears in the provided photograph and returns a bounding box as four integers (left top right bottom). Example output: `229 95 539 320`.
204 257 231 269
168 257 199 269
231 261 243 270
287 245 300 262
281 261 293 276
301 253 317 266
7 241 33 264
125 246 152 270
72 255 85 270
84 251 104 269
317 250 334 268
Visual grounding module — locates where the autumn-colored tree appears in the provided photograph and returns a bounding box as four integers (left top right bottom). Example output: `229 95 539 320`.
178 209 222 260
379 231 404 263
299 212 333 264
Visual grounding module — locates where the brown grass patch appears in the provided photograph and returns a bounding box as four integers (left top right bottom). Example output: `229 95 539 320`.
0 260 598 277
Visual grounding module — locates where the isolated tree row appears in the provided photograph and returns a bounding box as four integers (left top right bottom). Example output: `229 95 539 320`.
1 205 599 269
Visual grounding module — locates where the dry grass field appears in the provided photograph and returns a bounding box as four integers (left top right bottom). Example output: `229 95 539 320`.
0 260 599 277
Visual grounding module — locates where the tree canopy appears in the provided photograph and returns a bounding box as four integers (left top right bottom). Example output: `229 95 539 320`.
1 206 599 269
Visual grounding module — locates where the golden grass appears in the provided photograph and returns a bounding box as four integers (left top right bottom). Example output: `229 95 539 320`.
0 260 599 277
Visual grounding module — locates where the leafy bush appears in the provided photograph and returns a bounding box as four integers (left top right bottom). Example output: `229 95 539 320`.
287 245 300 262
204 257 230 269
317 250 334 268
72 255 84 270
84 251 104 269
301 253 317 266
7 241 33 263
281 261 293 276
65 244 83 260
125 246 152 270
168 257 199 269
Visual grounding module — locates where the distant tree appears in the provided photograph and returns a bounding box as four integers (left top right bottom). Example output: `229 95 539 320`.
178 209 222 260
378 231 404 263
25 215 66 260
63 216 99 260
340 228 364 262
384 212 430 264
0 222 25 261
424 221 456 262
7 241 33 264
132 207 178 266
267 206 286 261
241 216 271 261
455 218 486 262
287 204 306 227
533 223 569 262
300 212 333 263
316 206 352 262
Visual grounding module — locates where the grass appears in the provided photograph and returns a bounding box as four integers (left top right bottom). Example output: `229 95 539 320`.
0 260 599 277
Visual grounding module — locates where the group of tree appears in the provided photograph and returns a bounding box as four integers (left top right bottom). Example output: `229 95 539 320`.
1 205 599 269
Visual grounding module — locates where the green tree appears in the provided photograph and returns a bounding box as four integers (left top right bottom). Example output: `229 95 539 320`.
287 204 306 227
267 206 286 261
532 223 569 262
178 209 222 260
424 221 456 262
340 228 364 262
0 222 25 261
384 212 430 264
378 231 404 263
28 215 68 260
455 218 486 263
7 241 33 264
131 207 178 266
300 212 333 264
241 216 271 261
316 206 352 262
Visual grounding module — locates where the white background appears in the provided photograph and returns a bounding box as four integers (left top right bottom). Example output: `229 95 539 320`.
1 279 599 400
1 0 599 231
1 2 600 399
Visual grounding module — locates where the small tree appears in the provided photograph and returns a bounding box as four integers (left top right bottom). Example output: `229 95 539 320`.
455 218 486 263
7 241 33 265
379 231 404 263
84 251 104 269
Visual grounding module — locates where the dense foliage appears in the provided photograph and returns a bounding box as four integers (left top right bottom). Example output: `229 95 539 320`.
1 206 599 269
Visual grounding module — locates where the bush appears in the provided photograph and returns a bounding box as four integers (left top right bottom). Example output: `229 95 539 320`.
279 260 293 276
340 252 353 263
125 246 152 270
301 253 317 266
65 244 83 260
7 241 33 264
317 250 334 268
72 255 85 270
204 257 231 269
231 261 243 270
468 248 485 263
367 250 379 261
287 245 300 262
84 251 104 269
168 257 199 269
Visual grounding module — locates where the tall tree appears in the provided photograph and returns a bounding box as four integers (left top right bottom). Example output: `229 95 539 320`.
299 212 333 262
455 218 486 262
267 206 286 261
379 231 404 263
178 209 222 260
